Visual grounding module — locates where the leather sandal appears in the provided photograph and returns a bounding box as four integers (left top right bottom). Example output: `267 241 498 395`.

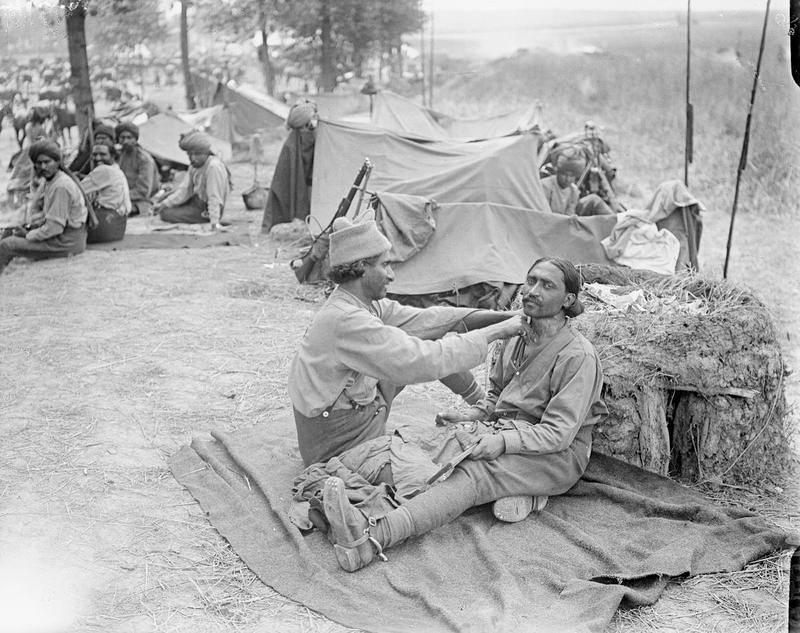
323 477 388 572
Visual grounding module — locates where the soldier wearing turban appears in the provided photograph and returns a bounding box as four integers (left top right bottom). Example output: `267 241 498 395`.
116 121 159 216
0 139 89 274
154 130 231 228
286 99 317 131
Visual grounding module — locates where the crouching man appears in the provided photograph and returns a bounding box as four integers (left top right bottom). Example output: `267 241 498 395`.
153 131 231 230
287 216 525 467
316 257 608 572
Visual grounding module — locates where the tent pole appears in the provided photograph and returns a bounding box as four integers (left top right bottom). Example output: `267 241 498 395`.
684 0 692 186
420 0 427 107
682 0 698 270
723 0 771 279
429 0 434 109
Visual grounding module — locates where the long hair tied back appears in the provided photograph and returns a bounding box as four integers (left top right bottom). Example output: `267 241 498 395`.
530 257 584 318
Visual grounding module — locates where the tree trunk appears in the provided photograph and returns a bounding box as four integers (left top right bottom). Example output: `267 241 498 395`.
319 1 336 93
64 4 94 137
258 1 275 96
180 0 195 110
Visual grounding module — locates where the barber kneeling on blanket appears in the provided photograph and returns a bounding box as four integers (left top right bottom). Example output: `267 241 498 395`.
315 254 608 572
153 131 231 230
288 216 525 469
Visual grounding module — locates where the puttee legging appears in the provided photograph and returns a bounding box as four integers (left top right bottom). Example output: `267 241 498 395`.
397 424 593 537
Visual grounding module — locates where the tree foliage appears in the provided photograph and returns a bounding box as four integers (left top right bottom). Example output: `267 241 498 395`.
195 0 423 92
86 0 169 53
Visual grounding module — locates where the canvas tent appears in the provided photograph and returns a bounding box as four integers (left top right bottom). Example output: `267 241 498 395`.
370 90 542 141
309 119 549 231
274 118 617 302
374 193 617 296
138 112 232 168
191 72 289 139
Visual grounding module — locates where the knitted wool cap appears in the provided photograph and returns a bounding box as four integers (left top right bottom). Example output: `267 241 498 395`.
328 218 392 267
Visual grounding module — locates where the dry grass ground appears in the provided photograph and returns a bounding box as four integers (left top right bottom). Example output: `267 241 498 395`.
1 10 798 633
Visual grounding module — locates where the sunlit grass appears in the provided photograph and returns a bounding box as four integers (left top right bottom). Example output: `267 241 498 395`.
431 13 798 217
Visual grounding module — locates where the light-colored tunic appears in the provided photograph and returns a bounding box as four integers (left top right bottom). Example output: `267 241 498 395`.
288 287 492 465
81 163 132 216
26 171 87 241
289 288 490 418
162 155 229 225
540 175 579 216
478 324 607 455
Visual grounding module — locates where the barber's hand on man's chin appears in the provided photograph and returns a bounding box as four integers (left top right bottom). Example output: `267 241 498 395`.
485 314 527 342
435 406 484 426
470 434 506 460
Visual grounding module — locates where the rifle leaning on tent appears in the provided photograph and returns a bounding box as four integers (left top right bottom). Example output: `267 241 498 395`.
290 158 373 283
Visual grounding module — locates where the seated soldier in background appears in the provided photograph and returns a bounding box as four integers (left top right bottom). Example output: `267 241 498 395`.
287 217 525 467
540 148 614 217
318 257 607 572
0 140 90 274
116 121 159 216
81 139 131 243
153 131 231 229
69 122 116 178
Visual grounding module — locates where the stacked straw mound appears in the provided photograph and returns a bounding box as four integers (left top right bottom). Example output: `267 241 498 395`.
574 264 792 487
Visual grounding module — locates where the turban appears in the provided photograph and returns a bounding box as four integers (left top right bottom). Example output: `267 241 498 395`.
115 121 139 140
329 217 392 267
93 123 116 141
178 130 213 154
286 99 317 130
28 139 62 163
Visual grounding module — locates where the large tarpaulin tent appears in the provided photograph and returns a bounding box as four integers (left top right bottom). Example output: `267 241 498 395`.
378 195 617 295
371 90 541 141
309 119 549 231
191 72 289 139
138 112 232 168
299 119 617 300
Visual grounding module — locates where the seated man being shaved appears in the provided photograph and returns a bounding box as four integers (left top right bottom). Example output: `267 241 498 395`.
287 216 525 468
312 256 607 572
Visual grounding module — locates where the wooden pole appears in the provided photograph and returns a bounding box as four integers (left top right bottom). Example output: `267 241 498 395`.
682 0 698 270
428 0 434 109
180 0 196 110
723 0 771 279
684 0 693 186
419 2 427 107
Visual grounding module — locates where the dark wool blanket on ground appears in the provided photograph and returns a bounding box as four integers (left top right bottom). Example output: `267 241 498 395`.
169 416 788 633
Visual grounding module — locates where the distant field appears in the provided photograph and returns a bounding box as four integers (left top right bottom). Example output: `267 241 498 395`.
429 10 797 220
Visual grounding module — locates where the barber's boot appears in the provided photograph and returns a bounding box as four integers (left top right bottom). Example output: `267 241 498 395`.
492 495 548 523
322 477 388 572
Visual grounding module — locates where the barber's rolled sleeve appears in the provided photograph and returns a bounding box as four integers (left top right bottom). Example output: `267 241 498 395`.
334 311 489 386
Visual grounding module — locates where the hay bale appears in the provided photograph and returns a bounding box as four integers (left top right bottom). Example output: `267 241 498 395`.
574 265 792 487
